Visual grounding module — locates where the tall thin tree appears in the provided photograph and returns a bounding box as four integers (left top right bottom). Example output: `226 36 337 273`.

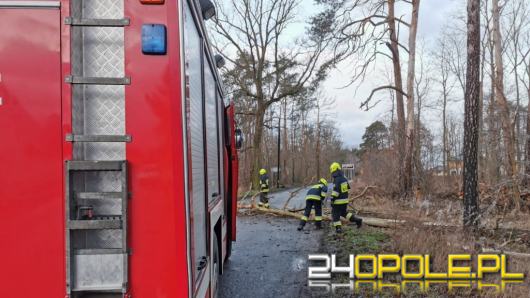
404 0 421 194
463 0 481 228
492 0 521 210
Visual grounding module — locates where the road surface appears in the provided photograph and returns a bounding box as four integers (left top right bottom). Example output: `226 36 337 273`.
268 186 309 209
219 213 323 298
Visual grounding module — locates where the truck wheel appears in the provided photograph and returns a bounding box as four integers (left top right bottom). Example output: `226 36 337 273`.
225 238 232 261
212 233 220 298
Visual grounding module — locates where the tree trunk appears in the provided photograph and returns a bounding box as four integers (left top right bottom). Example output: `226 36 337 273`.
387 0 407 196
487 31 499 184
524 61 530 187
443 88 448 178
439 42 450 180
251 105 266 189
463 0 481 228
282 99 288 184
316 103 321 179
492 0 521 210
514 53 521 166
478 27 486 183
405 0 420 195
415 91 422 175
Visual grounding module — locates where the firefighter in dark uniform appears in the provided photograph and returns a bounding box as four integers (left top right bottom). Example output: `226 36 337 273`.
258 168 270 208
297 178 328 231
330 162 362 233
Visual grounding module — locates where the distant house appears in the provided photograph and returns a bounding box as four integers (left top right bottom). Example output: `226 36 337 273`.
431 159 463 176
448 159 463 176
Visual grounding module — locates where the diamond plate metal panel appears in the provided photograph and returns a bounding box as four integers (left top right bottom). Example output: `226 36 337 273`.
82 0 123 19
70 0 125 163
68 1 127 292
73 254 125 291
79 0 125 198
82 27 124 77
73 230 123 249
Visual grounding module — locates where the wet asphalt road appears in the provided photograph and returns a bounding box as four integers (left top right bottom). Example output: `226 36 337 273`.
219 214 323 298
268 187 309 210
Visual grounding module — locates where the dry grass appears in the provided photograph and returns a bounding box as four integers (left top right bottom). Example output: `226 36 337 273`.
390 223 530 297
344 180 530 297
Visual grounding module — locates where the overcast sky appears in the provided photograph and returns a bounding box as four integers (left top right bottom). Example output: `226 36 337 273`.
215 0 466 148
292 0 463 148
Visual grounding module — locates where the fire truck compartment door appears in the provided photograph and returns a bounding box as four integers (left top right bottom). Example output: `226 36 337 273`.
0 5 63 297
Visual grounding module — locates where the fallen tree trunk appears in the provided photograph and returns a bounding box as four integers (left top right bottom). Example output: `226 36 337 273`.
244 207 530 257
255 207 403 228
482 248 530 258
243 205 530 232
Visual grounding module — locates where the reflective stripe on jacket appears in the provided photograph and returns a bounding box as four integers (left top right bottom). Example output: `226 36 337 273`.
260 174 269 193
305 183 328 201
331 171 349 205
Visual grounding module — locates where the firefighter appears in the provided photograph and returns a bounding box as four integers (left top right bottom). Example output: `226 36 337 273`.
329 162 362 233
298 178 328 231
258 168 270 208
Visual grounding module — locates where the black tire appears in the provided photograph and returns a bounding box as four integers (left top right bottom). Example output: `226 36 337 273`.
212 233 221 298
225 238 232 261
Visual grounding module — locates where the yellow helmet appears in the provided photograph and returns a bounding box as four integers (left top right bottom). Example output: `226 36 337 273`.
329 162 341 174
319 178 328 185
259 168 267 175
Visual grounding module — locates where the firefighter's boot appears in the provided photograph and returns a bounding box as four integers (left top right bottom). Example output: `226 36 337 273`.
315 221 322 229
347 212 363 229
297 221 306 231
354 217 363 229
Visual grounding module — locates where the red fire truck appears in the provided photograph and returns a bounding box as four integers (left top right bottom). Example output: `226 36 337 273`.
0 0 240 297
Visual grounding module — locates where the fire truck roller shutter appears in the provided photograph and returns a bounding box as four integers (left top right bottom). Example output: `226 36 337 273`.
205 56 220 205
184 1 209 291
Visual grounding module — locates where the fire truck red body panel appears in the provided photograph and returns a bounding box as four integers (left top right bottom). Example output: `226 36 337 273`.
0 1 238 297
0 7 64 297
125 1 191 296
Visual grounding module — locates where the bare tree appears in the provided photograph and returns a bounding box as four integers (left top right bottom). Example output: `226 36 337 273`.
505 0 528 163
492 0 521 209
316 0 422 196
433 38 456 178
463 0 481 228
484 2 501 184
404 0 421 193
521 34 530 186
212 0 334 188
413 43 431 180
313 92 335 179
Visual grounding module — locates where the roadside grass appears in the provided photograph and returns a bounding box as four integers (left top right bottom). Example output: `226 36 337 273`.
325 226 390 255
310 225 395 297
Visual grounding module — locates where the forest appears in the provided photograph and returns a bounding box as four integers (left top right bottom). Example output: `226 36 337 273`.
211 1 530 296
